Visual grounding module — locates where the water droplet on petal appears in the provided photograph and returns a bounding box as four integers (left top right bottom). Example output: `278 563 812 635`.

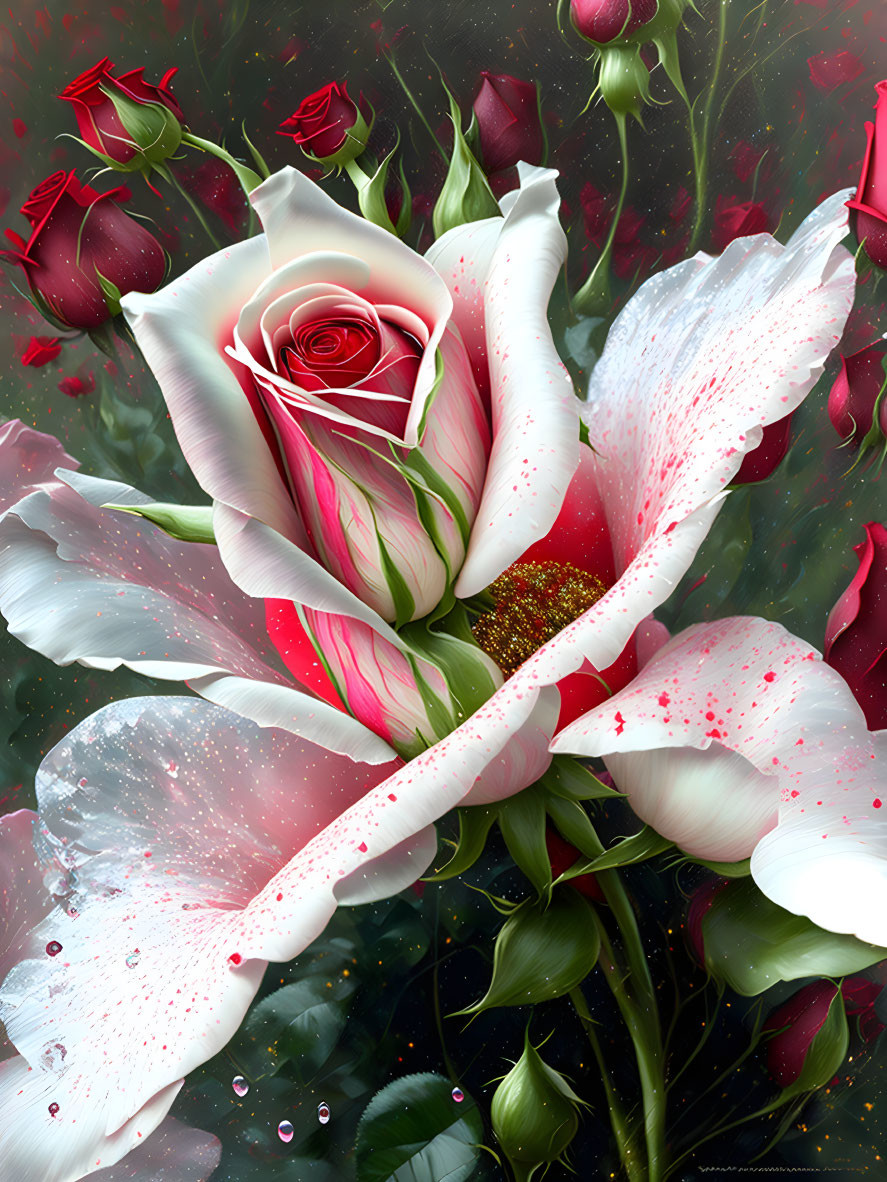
125 951 140 969
232 1075 249 1097
451 1086 464 1103
46 941 62 957
48 1103 59 1117
277 1120 294 1143
317 1102 330 1124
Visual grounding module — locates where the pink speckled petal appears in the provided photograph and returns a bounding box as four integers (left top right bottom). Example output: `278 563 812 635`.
451 165 578 597
90 1117 221 1182
0 684 553 1172
584 190 855 575
553 616 887 942
0 421 77 514
0 469 392 764
483 190 854 708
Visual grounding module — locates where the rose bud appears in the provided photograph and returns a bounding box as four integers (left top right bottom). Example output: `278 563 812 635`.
824 522 887 731
827 342 887 445
847 80 887 270
764 981 849 1093
570 0 657 44
1 172 166 331
472 73 545 175
491 1028 586 1177
545 827 604 901
732 411 794 484
713 196 770 252
59 57 183 174
841 976 885 1043
278 81 370 168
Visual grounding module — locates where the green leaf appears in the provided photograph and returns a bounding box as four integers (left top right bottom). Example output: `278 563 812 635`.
355 1072 483 1182
702 879 887 996
101 501 216 545
555 825 673 881
686 854 751 878
94 268 123 317
237 976 355 1082
497 787 552 898
453 890 599 1016
424 805 499 882
401 608 501 726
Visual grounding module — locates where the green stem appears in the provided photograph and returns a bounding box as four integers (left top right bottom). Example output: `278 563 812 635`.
180 130 263 196
569 986 644 1182
687 0 729 254
572 112 629 316
432 890 458 1085
383 51 448 163
593 910 667 1182
169 172 221 251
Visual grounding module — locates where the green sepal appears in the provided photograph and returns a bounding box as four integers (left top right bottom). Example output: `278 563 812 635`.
374 528 416 629
540 754 623 801
303 104 373 171
555 825 672 882
497 786 552 899
346 141 412 238
98 83 183 170
400 604 501 726
403 651 457 743
702 879 887 997
542 793 604 864
424 805 500 882
780 991 849 1100
94 268 123 318
451 889 600 1017
101 501 216 544
686 854 751 878
432 86 500 238
491 1027 585 1178
241 120 271 180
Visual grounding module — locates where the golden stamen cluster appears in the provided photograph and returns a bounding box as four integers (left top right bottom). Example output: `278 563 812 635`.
472 560 607 677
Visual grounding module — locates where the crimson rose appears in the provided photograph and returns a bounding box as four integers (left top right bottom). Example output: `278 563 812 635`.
472 73 545 174
848 81 887 270
1 171 166 330
59 57 183 172
278 81 370 166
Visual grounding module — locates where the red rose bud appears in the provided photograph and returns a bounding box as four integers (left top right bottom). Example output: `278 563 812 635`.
841 976 885 1043
58 370 95 399
21 336 62 367
472 73 545 174
545 828 604 901
824 522 887 731
685 877 728 966
848 81 887 271
764 981 848 1091
570 0 657 44
733 412 794 484
713 196 770 252
278 81 370 167
1 171 166 331
59 57 183 173
827 343 887 445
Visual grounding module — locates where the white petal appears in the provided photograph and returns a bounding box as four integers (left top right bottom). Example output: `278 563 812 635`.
453 165 578 596
554 616 887 943
0 469 390 763
120 234 303 542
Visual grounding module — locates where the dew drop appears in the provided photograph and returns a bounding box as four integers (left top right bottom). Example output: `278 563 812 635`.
451 1086 464 1103
48 1102 59 1118
46 941 62 957
277 1120 294 1143
125 951 140 969
317 1102 330 1124
232 1075 249 1097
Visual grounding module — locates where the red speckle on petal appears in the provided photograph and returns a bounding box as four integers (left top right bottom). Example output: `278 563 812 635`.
614 711 626 735
874 799 883 809
658 692 670 707
228 953 242 966
357 841 368 853
763 672 776 683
